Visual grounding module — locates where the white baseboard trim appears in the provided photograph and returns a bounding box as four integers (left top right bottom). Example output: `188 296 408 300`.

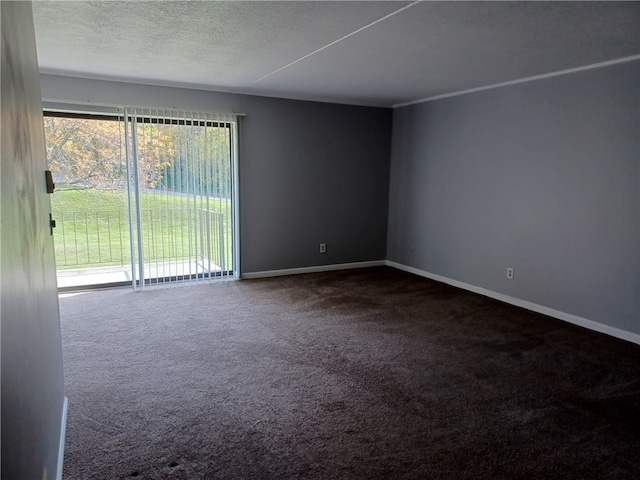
386 261 640 346
57 396 68 480
242 260 386 279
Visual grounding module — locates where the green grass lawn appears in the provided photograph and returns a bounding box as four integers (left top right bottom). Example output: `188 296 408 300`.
51 188 234 271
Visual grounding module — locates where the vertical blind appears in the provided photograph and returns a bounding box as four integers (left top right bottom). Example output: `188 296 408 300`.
123 108 238 288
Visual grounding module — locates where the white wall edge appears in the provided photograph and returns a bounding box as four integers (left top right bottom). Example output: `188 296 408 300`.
242 260 386 279
56 396 69 480
393 54 640 108
386 261 640 346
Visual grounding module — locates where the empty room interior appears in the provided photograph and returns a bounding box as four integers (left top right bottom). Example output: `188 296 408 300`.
2 1 639 479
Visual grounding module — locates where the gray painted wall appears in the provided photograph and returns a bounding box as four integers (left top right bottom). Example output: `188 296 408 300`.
1 2 66 479
39 75 392 274
388 61 640 335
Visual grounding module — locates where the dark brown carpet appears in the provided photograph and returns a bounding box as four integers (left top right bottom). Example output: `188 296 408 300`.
59 267 640 479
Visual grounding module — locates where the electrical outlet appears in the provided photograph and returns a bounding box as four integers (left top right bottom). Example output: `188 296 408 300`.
319 243 326 254
507 267 514 280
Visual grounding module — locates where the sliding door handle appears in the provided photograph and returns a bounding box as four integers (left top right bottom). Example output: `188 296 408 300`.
45 170 55 194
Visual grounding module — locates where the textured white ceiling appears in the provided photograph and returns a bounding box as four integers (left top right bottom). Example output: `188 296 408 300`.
32 1 640 107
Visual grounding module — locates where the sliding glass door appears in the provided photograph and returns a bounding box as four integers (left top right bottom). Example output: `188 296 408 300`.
45 109 238 289
45 112 133 288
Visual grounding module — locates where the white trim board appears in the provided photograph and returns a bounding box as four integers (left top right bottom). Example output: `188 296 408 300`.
57 396 69 480
241 260 386 279
393 54 640 108
386 261 640 346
